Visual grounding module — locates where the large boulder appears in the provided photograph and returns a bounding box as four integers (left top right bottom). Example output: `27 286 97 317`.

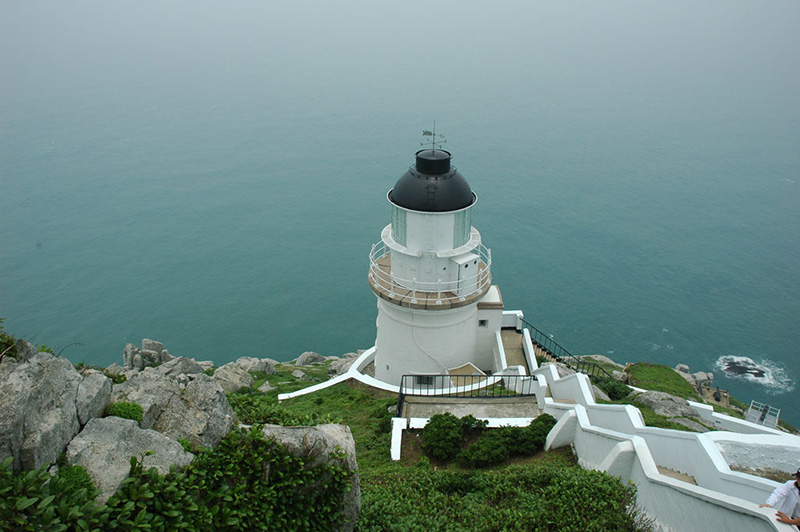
76 370 112 426
0 352 81 471
67 417 194 502
295 351 326 366
112 369 181 429
632 390 697 418
229 356 276 375
154 356 205 377
329 356 358 376
262 424 360 532
122 339 173 371
213 363 254 393
152 374 237 449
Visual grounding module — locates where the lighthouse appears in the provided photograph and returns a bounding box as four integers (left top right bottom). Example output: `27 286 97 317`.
368 148 505 385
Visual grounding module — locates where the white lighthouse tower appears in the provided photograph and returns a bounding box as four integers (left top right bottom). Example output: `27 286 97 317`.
368 148 505 385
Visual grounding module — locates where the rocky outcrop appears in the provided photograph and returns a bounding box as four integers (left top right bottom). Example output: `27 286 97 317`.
295 351 326 366
0 352 83 471
66 417 194 502
674 363 713 390
292 369 312 381
329 354 359 376
76 370 112 425
123 339 173 370
228 356 276 375
632 391 697 418
262 424 360 532
154 356 205 377
112 370 182 429
152 374 237 449
213 362 254 393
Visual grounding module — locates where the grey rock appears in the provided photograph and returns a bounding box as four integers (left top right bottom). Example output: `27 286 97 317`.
632 391 697 418
105 363 124 375
112 370 181 429
155 356 205 377
262 424 359 532
228 356 276 375
582 355 624 369
291 369 311 381
76 372 112 426
196 360 215 371
67 417 193 502
612 370 627 381
675 363 691 374
592 385 611 402
553 363 576 378
671 417 711 433
141 338 164 355
152 374 237 449
692 371 713 386
0 352 81 471
213 363 254 393
258 381 276 393
14 339 39 363
295 351 326 366
329 357 357 376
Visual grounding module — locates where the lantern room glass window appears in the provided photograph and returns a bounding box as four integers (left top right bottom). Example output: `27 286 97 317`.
392 205 407 245
453 208 471 247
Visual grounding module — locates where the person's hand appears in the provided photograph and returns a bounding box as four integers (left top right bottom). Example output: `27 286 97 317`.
759 504 772 508
776 510 796 524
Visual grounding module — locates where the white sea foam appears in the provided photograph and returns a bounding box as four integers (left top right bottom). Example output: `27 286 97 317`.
715 355 795 394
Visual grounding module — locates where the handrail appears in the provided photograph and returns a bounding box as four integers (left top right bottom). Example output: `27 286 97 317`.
745 400 780 428
521 319 613 379
369 241 492 303
397 374 537 417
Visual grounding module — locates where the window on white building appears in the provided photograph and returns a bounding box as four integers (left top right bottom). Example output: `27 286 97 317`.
391 205 407 245
453 208 471 247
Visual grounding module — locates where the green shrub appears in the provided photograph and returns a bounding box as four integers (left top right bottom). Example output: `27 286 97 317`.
527 413 557 449
103 370 127 384
592 375 632 401
421 413 463 461
459 431 510 468
105 401 143 424
228 390 341 426
460 414 488 434
177 438 194 453
58 464 96 495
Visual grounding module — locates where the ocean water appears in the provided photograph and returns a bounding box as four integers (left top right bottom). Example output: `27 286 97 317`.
2 1 798 424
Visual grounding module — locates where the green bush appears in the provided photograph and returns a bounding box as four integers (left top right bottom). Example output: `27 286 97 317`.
228 389 341 426
592 375 632 401
57 464 96 495
459 431 510 468
460 414 488 434
105 401 143 424
421 413 463 461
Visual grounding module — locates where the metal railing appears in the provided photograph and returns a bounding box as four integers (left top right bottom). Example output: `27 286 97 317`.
521 319 613 379
369 241 492 304
397 374 536 416
745 400 780 428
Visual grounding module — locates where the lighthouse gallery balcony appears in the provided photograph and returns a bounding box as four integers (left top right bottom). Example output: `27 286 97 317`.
368 241 492 310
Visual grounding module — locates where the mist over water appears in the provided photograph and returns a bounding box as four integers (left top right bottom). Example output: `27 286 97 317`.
2 1 799 424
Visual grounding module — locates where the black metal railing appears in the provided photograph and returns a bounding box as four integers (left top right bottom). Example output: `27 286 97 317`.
521 319 613 379
397 374 537 416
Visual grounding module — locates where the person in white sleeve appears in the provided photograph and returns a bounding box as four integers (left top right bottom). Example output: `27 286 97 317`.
760 467 800 528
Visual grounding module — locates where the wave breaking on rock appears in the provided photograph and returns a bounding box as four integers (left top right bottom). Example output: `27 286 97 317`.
714 355 794 394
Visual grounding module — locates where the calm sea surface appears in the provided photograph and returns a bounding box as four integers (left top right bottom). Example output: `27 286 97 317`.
2 1 798 424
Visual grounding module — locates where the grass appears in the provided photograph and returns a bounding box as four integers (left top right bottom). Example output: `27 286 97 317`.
626 363 701 400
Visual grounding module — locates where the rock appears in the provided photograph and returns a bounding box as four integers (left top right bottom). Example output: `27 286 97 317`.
296 351 326 366
229 356 276 375
123 339 173 370
592 385 611 402
675 363 690 374
112 370 181 429
155 356 205 377
76 372 112 426
258 381 276 393
213 363 254 393
262 424 359 531
671 417 711 432
196 360 215 371
552 363 576 378
67 417 193 502
632 390 697 418
692 371 713 387
0 352 81 471
105 363 124 375
14 339 39 363
582 355 624 369
329 357 357 376
612 370 627 381
291 369 311 381
151 374 237 449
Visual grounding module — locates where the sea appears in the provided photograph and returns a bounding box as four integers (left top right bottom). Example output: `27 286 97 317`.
2 1 798 425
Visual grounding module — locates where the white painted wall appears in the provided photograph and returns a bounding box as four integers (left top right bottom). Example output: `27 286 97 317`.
374 300 485 384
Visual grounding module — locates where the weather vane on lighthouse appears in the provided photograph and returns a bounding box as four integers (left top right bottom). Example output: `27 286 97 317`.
421 121 446 150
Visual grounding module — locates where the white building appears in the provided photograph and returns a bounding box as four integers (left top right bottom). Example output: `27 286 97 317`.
368 149 506 384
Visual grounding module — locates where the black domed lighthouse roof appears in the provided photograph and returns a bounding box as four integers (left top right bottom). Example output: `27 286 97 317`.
388 150 475 212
